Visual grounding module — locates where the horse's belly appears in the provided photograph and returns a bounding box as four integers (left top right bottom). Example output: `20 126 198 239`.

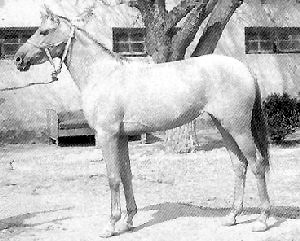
123 101 202 134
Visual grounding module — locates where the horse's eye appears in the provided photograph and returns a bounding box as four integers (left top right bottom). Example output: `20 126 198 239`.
40 30 50 36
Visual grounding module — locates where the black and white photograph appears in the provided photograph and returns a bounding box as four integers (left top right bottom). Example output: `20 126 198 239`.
0 0 299 240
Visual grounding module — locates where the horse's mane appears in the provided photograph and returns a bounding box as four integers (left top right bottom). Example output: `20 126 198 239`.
42 5 128 63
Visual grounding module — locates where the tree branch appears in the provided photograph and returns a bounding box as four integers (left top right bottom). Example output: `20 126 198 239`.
169 0 217 61
130 0 154 15
165 0 204 31
155 0 167 14
191 0 243 57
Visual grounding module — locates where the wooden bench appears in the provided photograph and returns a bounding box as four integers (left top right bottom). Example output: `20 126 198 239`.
46 109 147 146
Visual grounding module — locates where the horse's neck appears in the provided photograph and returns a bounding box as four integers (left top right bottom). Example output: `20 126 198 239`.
65 29 122 91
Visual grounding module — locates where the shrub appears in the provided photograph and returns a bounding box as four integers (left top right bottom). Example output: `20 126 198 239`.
262 93 299 143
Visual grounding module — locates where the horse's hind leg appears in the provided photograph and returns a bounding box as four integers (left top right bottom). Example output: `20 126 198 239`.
247 149 270 232
118 135 137 232
210 114 270 231
234 132 270 232
209 114 248 226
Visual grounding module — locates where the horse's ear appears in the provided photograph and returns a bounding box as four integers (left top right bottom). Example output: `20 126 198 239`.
42 4 58 22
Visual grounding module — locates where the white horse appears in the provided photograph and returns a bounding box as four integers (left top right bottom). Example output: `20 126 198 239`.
14 9 271 237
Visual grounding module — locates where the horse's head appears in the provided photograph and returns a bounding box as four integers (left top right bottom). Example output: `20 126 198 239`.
15 7 73 71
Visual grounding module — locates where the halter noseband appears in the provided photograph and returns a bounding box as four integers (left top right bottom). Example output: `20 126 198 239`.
27 26 75 81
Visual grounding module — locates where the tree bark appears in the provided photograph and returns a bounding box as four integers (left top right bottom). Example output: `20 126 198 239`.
169 0 217 61
191 0 242 56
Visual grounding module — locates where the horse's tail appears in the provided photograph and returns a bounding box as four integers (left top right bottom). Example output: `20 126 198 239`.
251 78 270 172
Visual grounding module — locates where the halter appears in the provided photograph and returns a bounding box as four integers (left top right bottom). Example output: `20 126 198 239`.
27 25 75 81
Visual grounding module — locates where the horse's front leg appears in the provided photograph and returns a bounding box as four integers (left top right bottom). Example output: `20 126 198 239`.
118 135 137 232
100 133 122 237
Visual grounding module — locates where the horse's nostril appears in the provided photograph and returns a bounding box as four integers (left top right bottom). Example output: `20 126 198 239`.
15 56 21 63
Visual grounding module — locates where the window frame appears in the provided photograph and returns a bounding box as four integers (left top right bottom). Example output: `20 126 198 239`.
112 27 147 57
0 27 38 59
245 27 300 54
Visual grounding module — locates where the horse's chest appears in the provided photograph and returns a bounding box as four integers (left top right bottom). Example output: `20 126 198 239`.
81 83 123 132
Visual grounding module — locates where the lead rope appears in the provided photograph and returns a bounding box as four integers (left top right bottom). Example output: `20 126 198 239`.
0 27 75 91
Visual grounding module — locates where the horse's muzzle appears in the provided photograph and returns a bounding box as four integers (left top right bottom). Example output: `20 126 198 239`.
14 53 31 71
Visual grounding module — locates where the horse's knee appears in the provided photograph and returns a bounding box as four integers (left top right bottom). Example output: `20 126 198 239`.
108 176 121 191
232 161 248 177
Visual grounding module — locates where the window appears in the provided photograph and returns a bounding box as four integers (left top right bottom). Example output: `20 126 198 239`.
245 27 300 54
276 28 300 53
113 28 147 57
0 27 37 59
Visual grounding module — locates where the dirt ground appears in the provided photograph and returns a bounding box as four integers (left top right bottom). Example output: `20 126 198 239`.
0 136 299 241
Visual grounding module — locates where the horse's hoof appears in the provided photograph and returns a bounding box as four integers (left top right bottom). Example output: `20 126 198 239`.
99 230 115 238
99 225 116 238
252 221 268 232
117 221 133 233
222 215 236 226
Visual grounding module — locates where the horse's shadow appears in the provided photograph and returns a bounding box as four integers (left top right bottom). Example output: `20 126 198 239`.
133 202 300 232
0 206 74 231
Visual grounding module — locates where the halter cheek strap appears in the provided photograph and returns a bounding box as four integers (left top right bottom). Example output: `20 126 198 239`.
28 26 75 81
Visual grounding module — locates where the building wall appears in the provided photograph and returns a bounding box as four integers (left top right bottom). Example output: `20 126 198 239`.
0 0 299 142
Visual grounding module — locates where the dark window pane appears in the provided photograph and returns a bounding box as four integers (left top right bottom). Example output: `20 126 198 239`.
114 43 130 53
3 43 20 55
21 34 33 43
277 41 290 51
114 32 129 42
277 40 300 52
292 40 300 50
288 28 300 36
4 34 19 43
246 31 258 40
246 41 258 53
131 43 145 53
278 32 290 40
260 41 274 52
130 32 145 41
260 31 272 40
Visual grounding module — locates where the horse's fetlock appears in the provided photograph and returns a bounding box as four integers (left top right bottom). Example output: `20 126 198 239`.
111 210 122 223
233 205 243 215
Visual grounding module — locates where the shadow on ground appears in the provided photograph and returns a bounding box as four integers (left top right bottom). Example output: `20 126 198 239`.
0 206 74 231
133 202 300 232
